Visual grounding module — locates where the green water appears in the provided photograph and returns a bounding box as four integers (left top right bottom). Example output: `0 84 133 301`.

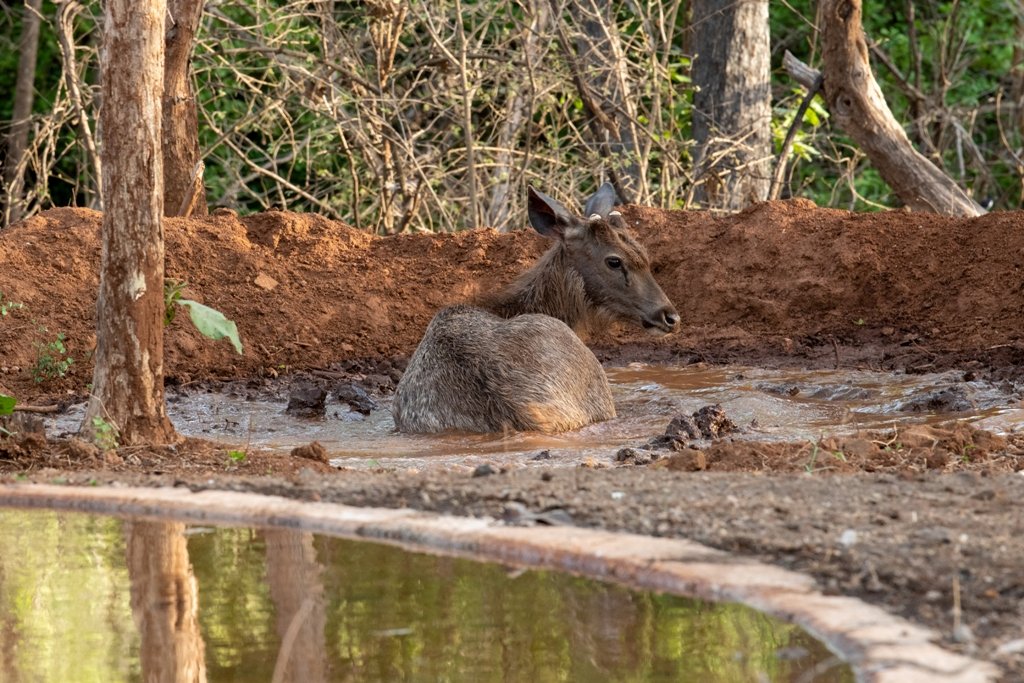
0 509 852 682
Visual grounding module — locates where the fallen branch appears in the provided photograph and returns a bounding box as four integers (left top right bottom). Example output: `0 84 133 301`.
811 0 984 217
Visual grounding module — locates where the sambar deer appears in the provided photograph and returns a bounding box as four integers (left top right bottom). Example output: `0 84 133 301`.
393 183 679 434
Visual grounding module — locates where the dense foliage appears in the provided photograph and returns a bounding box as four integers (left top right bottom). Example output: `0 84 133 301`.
0 0 1021 230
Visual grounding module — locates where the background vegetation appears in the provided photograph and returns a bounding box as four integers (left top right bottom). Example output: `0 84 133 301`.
1 0 1022 231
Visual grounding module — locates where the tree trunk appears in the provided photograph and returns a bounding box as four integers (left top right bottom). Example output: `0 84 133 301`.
126 521 207 683
690 0 772 211
3 0 44 228
561 0 645 204
82 0 177 446
1011 3 1024 138
486 0 549 230
163 0 207 217
816 0 984 216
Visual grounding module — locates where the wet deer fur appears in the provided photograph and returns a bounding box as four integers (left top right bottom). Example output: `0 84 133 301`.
393 183 679 434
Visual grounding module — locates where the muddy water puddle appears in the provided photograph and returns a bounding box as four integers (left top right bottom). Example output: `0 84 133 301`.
49 364 1023 470
0 508 851 682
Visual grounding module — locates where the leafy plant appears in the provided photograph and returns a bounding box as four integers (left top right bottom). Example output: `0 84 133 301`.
0 293 24 317
33 329 74 383
0 394 14 416
91 416 119 451
164 278 188 325
804 441 820 473
227 449 247 463
164 279 244 355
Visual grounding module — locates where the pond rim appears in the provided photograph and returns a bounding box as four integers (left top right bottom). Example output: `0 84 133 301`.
0 483 998 683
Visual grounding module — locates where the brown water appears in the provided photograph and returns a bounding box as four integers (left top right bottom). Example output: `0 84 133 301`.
0 508 852 682
48 363 1023 469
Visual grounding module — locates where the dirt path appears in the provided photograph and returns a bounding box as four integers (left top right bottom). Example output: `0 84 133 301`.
2 202 1024 678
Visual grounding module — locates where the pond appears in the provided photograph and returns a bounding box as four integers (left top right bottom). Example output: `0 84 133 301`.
0 508 852 681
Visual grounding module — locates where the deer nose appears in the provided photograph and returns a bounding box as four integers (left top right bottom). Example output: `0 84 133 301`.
642 306 680 334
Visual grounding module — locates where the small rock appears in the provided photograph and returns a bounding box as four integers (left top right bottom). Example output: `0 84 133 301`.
253 272 279 290
665 414 701 440
663 449 707 471
665 404 737 442
333 382 377 415
615 447 653 465
291 441 329 463
898 385 976 413
286 383 327 417
995 638 1024 657
839 529 858 547
951 623 975 644
535 508 574 526
472 463 497 478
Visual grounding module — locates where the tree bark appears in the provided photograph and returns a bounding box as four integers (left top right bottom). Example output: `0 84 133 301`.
560 0 645 204
690 0 772 211
816 0 984 216
163 0 207 217
3 0 44 228
486 0 549 229
126 521 208 683
82 0 177 445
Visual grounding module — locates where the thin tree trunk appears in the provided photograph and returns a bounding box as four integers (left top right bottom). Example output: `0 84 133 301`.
562 0 645 204
486 0 549 230
56 1 103 210
814 0 984 216
1011 1 1024 137
3 0 43 228
82 0 177 445
126 521 207 683
163 0 207 217
690 0 772 211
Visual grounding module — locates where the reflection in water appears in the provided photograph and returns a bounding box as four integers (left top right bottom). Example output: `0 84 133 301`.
264 529 326 683
126 520 207 682
0 509 853 682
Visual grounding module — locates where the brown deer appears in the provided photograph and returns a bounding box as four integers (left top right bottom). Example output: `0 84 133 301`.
393 183 679 434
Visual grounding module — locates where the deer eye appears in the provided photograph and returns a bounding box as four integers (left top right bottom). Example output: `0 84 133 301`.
605 256 623 270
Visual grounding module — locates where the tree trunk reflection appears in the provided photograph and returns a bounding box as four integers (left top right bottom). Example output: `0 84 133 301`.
264 529 326 683
126 520 207 683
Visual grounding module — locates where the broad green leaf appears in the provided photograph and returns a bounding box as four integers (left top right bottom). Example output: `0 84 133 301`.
178 299 244 355
0 394 15 415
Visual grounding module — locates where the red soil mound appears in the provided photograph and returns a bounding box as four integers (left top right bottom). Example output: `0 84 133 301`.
2 200 1023 400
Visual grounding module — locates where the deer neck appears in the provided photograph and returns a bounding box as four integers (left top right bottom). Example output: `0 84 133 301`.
482 247 592 335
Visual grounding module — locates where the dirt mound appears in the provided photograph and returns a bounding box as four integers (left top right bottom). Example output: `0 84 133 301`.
3 200 1024 400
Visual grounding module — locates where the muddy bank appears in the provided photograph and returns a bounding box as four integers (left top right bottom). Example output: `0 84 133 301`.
3 201 1024 400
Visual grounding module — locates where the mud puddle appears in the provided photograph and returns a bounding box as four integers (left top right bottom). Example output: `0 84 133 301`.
45 364 1022 471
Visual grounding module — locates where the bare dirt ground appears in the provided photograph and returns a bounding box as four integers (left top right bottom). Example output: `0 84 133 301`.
1 201 1024 678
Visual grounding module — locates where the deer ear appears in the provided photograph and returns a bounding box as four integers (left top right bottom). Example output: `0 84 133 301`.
583 182 618 219
527 186 574 239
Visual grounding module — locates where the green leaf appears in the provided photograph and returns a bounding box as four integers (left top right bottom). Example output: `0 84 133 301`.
178 299 244 355
0 394 14 415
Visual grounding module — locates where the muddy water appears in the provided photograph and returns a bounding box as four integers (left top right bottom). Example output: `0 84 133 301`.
49 364 1022 469
0 508 851 682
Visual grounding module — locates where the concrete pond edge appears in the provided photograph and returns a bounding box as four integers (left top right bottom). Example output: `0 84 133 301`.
0 483 999 683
